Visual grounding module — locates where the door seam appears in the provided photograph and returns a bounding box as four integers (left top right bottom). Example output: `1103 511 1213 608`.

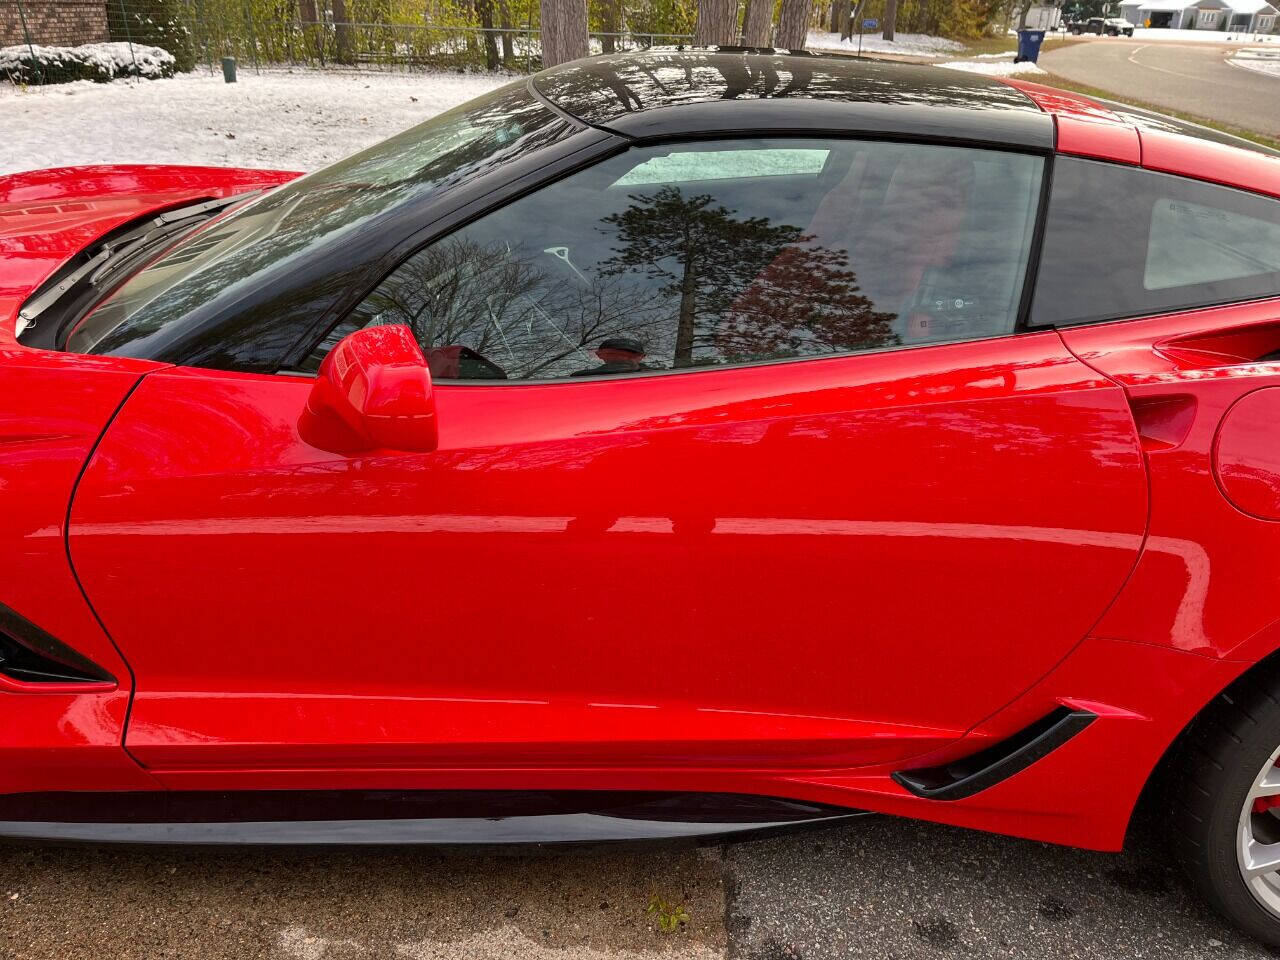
956 329 1155 738
63 364 172 775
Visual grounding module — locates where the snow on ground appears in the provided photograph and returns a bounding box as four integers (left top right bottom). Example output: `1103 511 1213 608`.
938 58 1045 76
0 66 509 176
1230 47 1280 75
1128 26 1279 43
805 30 964 58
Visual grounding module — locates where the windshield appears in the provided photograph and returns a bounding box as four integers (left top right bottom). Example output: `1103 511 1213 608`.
68 79 570 361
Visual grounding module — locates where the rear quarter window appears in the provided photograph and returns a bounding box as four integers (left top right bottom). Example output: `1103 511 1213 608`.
1031 158 1280 327
1145 198 1280 291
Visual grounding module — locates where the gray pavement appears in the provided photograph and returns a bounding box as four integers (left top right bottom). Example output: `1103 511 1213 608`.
0 843 726 959
727 816 1271 959
2 814 1276 959
1037 37 1280 138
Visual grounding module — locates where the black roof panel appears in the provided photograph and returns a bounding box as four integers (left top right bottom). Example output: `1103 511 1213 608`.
532 49 1054 149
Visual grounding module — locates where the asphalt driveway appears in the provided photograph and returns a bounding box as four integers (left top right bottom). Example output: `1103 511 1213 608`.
2 814 1275 959
1037 38 1280 138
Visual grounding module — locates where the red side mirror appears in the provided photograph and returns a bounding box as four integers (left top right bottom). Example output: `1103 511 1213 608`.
298 325 437 454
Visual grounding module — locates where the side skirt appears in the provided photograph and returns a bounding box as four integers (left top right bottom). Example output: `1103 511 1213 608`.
0 790 867 848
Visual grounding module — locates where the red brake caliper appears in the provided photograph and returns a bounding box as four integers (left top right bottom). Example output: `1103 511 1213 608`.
1255 770 1280 814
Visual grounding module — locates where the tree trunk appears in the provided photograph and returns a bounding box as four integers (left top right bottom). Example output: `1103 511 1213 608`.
742 0 773 45
828 0 840 32
477 0 500 69
881 0 897 40
539 0 589 66
600 0 623 52
331 0 354 63
675 257 699 367
1017 0 1033 29
694 0 740 45
298 0 323 63
775 0 813 48
498 0 515 62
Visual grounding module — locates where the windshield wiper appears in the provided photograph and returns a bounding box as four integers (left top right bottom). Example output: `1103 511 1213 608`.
16 191 262 347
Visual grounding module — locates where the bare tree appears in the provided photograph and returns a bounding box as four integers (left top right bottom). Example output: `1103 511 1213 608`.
881 0 897 40
361 236 668 380
539 0 589 66
498 0 515 62
742 0 774 46
331 0 355 64
775 0 813 48
477 0 500 69
694 0 740 45
298 0 324 62
600 0 624 51
840 0 862 41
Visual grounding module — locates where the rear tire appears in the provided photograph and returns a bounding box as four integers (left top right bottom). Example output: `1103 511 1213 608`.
1171 669 1280 947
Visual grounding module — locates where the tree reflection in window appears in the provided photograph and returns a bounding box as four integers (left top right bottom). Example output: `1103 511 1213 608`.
601 186 897 368
340 138 1042 380
351 238 670 380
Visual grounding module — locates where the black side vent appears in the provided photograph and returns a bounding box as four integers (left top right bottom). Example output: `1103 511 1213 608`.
893 707 1096 801
0 605 114 685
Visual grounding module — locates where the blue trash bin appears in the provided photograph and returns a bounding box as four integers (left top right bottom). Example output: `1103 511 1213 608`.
1015 29 1046 63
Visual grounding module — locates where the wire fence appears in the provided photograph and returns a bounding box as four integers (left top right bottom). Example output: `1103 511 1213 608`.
183 18 692 75
0 0 693 82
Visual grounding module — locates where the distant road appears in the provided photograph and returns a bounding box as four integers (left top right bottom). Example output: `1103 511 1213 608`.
1037 38 1280 138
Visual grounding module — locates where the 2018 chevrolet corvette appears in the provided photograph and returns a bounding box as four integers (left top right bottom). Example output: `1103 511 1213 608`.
5 48 1280 943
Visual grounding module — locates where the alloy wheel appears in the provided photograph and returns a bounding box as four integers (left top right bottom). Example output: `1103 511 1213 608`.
1239 745 1280 918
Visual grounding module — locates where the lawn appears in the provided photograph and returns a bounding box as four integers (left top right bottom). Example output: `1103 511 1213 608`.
953 32 1084 57
0 67 509 176
1031 72 1280 151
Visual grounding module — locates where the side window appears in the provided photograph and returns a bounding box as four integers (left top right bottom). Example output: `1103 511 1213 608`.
308 139 1043 380
1032 158 1280 328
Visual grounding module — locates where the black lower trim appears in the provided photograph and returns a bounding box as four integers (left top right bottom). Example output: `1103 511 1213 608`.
892 707 1096 801
0 790 866 847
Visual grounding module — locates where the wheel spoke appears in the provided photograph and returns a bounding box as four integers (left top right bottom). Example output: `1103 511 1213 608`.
1249 765 1280 801
1242 837 1280 879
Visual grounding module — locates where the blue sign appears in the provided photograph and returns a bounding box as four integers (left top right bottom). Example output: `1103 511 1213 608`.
862 18 878 29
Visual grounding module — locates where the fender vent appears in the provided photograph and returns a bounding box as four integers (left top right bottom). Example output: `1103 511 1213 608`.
893 707 1095 801
0 605 114 685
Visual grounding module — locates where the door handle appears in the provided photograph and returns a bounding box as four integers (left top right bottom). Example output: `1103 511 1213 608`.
1128 394 1197 452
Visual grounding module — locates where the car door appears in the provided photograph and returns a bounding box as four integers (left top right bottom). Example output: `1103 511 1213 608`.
68 137 1149 789
1028 154 1280 663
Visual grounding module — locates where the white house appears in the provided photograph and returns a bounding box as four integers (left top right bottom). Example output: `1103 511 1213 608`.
1223 0 1279 31
1118 0 1277 30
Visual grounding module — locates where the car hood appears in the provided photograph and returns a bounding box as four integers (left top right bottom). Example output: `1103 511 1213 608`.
0 164 302 345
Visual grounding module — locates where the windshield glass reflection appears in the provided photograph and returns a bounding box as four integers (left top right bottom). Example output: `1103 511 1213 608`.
72 80 571 358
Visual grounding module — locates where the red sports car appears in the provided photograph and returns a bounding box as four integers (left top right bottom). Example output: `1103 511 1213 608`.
4 48 1280 943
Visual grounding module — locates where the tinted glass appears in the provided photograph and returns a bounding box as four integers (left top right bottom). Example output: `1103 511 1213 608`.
308 138 1043 380
1032 158 1280 327
70 80 568 360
